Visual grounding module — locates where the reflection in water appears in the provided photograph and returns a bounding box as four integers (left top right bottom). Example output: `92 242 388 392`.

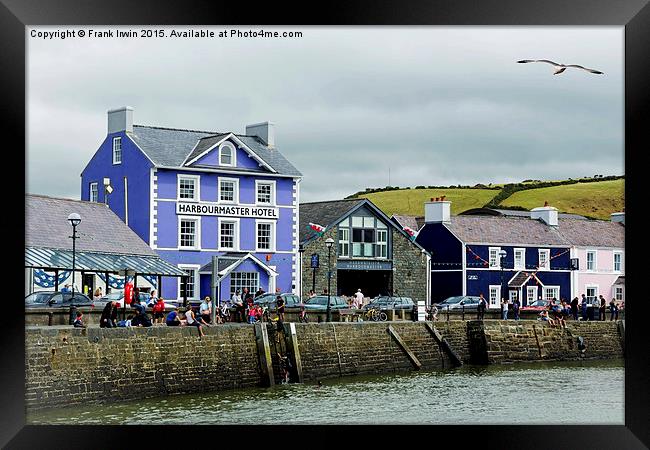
28 359 624 425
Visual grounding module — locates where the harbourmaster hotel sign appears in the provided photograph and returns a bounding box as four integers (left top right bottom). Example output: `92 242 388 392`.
176 202 279 219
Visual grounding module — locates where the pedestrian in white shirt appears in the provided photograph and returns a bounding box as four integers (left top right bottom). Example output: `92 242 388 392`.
354 289 364 309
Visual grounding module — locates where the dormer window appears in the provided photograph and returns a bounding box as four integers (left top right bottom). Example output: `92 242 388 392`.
219 142 236 166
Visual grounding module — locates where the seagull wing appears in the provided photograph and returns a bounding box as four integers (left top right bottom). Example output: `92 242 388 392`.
535 59 563 67
565 64 604 74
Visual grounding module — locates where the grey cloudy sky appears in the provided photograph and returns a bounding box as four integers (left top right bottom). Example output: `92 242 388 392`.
27 26 623 202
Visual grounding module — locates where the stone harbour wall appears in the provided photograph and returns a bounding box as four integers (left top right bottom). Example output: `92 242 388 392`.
25 320 623 410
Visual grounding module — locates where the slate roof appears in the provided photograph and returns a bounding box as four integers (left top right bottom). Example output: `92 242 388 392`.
424 214 625 248
299 199 365 243
509 271 531 287
128 125 302 176
461 208 588 220
556 218 624 248
391 215 425 231
444 216 570 246
199 253 251 273
26 194 157 256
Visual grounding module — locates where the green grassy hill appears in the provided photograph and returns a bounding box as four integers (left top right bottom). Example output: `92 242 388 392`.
353 177 624 220
501 179 624 220
357 188 499 217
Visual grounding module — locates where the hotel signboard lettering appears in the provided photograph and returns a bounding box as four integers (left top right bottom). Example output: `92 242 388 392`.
337 260 392 271
176 202 279 219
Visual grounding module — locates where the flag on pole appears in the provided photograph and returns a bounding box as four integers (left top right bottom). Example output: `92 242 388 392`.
403 226 418 241
308 222 326 237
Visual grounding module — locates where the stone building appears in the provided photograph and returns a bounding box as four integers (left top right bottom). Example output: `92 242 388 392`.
299 198 431 304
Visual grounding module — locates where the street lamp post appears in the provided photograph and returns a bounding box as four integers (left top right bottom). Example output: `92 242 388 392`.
325 238 334 322
68 213 82 325
499 249 507 310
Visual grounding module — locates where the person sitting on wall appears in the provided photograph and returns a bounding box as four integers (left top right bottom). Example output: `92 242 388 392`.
99 300 117 328
131 297 152 327
165 306 184 326
73 311 86 328
184 306 205 337
199 296 212 324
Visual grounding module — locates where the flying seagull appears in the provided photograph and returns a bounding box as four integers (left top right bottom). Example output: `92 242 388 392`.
517 59 604 75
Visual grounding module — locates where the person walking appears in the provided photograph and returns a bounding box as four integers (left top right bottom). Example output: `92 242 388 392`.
152 297 166 324
276 295 285 322
233 289 245 323
580 294 588 321
609 298 618 321
570 297 579 321
500 298 509 320
477 293 487 320
513 297 520 321
353 289 364 309
599 295 607 321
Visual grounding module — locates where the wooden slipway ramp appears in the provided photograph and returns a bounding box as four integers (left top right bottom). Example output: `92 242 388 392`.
424 322 463 367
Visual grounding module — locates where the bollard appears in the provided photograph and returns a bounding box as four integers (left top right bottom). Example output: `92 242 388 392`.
462 305 465 321
447 305 449 322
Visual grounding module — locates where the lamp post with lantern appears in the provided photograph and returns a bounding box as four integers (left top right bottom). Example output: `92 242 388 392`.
67 213 82 324
325 238 335 322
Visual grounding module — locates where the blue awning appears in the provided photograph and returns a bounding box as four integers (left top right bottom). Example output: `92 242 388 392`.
25 247 186 277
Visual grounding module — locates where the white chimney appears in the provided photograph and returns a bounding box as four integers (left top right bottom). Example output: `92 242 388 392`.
531 202 558 226
610 212 625 224
424 196 451 224
107 106 134 134
246 121 275 148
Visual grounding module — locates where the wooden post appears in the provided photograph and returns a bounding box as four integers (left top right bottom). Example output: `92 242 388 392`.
284 322 304 383
254 323 275 387
54 269 59 292
387 324 422 370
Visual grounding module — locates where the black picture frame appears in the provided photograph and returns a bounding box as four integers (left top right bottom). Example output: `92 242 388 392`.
1 1 647 448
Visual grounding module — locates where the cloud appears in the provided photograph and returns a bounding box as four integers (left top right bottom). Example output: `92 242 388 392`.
27 26 623 202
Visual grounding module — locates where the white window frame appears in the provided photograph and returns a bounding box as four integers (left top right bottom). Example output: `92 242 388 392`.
178 216 201 250
338 227 350 258
615 286 624 302
542 285 560 302
527 286 538 305
255 219 276 252
376 229 388 259
177 174 201 202
255 180 276 206
230 271 259 296
178 264 200 300
488 285 501 309
613 251 623 273
112 137 122 164
514 248 526 270
489 247 501 269
89 182 98 202
218 177 239 204
586 249 597 272
218 141 237 167
538 249 550 271
509 290 519 302
218 218 240 251
585 285 599 304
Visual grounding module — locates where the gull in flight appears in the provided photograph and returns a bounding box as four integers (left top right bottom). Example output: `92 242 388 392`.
517 59 604 75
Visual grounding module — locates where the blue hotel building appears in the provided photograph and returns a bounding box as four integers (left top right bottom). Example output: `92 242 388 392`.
415 198 572 307
81 107 302 302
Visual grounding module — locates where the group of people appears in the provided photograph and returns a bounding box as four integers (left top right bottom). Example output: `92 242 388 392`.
230 288 286 323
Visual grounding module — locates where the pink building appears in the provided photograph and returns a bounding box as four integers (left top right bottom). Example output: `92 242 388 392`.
559 213 625 304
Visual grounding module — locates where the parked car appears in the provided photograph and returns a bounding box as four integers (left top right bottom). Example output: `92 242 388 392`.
303 295 349 311
25 291 94 308
520 299 550 312
253 293 301 310
434 295 481 311
362 296 415 311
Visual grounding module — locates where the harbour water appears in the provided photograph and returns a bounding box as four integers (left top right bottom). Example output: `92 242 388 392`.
27 359 624 425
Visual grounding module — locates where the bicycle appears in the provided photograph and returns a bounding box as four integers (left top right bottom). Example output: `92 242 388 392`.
363 307 387 322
